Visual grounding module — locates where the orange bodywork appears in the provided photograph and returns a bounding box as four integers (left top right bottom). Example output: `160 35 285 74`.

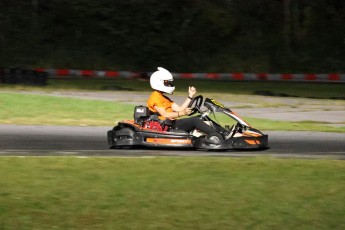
146 138 192 145
245 139 261 145
243 131 262 137
230 111 252 127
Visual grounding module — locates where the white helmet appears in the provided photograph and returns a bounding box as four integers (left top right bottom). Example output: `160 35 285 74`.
150 67 175 94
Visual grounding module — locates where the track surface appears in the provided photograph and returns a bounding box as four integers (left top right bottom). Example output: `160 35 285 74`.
0 125 344 159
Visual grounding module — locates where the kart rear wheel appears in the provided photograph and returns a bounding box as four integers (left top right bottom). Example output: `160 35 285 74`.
115 127 135 140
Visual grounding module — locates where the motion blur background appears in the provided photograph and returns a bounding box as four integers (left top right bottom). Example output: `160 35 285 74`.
1 0 344 73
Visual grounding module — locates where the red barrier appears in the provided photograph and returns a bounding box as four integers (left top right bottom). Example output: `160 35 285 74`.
105 71 119 77
256 73 268 80
328 73 340 81
206 73 219 79
232 73 244 80
180 73 195 79
56 69 70 76
305 74 317 81
281 73 293 80
80 70 94 77
35 68 345 82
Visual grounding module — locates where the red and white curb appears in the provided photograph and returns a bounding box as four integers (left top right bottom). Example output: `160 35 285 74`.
35 68 345 82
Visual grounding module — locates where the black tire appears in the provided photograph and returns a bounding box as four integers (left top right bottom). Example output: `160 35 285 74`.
107 130 115 146
115 127 135 140
206 132 224 142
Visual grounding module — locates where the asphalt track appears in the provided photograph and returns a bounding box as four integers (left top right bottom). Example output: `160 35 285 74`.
0 125 344 159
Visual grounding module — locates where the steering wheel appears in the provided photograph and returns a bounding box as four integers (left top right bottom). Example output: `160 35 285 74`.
187 95 203 116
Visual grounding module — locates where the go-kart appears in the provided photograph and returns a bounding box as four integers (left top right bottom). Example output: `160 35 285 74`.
107 95 268 150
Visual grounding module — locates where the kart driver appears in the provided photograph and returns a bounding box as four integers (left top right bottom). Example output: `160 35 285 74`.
147 67 216 135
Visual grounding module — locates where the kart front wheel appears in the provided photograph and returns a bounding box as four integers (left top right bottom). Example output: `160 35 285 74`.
206 132 224 141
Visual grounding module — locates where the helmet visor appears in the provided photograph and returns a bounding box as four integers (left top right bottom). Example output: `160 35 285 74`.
163 80 174 87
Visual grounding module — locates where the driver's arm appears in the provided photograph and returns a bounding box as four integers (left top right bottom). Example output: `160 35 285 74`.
155 106 191 119
171 86 197 112
171 100 191 112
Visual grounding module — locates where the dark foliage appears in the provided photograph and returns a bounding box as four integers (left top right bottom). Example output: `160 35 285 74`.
0 0 344 72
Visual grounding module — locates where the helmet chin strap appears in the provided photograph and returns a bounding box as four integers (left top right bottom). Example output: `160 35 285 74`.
161 90 174 95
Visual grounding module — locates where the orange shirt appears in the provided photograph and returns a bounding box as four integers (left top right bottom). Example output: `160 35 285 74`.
147 91 174 120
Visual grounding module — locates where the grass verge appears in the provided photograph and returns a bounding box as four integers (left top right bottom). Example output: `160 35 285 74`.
1 79 345 99
1 93 344 132
0 93 131 126
0 157 344 230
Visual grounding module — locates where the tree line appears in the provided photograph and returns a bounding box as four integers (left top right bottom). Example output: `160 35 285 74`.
0 0 344 73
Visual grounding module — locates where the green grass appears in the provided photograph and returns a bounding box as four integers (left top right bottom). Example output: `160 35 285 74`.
0 157 344 230
1 80 344 230
1 79 345 99
1 93 344 132
53 79 345 99
0 93 132 126
246 118 345 133
1 79 344 132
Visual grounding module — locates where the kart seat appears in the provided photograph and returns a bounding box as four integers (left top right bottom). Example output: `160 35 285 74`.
134 105 173 131
134 105 150 124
